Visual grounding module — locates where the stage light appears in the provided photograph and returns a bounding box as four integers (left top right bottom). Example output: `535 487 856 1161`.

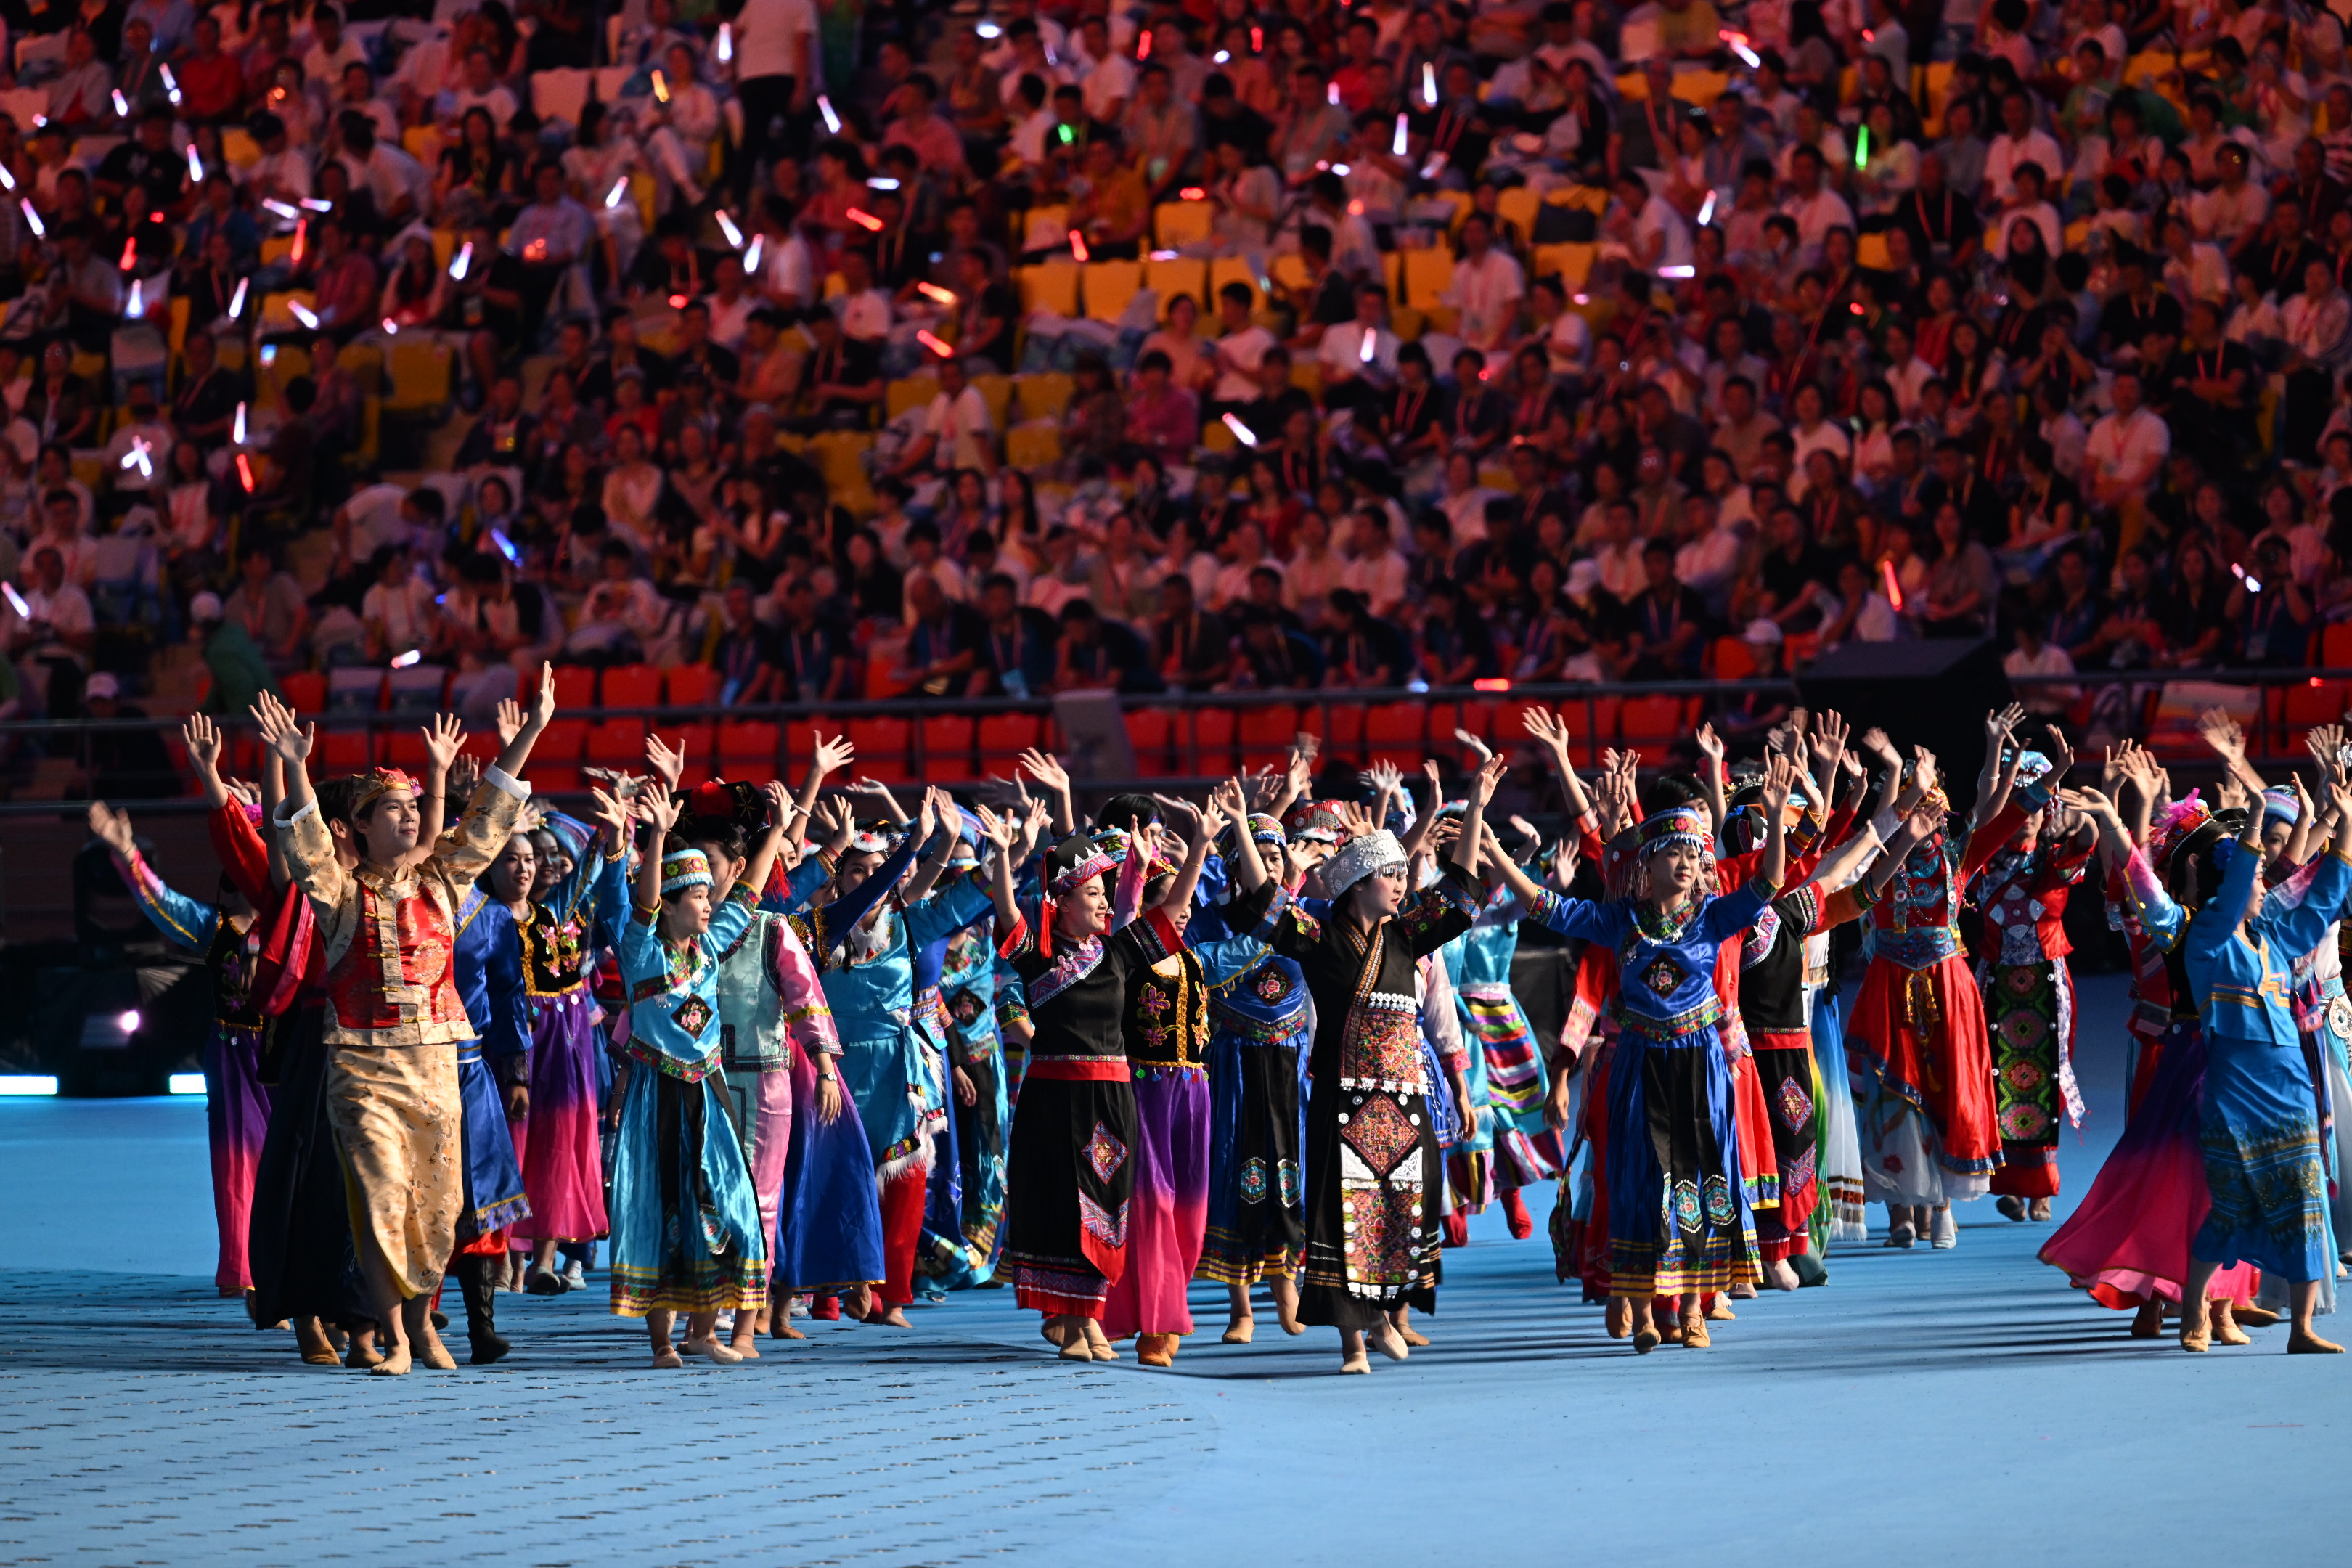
168 1074 205 1095
0 1076 58 1096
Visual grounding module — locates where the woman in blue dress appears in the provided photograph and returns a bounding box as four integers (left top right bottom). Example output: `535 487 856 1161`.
2179 785 2352 1354
1493 755 1797 1354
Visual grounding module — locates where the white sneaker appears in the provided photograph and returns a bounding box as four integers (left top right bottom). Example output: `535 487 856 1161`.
560 1260 587 1292
1930 1206 1957 1249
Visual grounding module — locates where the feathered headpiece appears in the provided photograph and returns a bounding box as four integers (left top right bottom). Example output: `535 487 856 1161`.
1324 829 1406 896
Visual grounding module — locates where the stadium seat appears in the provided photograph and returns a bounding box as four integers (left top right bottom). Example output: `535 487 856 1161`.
2321 621 2352 667
1365 701 1424 764
1013 372 1074 422
1005 422 1063 468
585 717 647 765
1153 200 1213 248
665 664 714 707
920 714 976 777
384 338 454 412
550 665 598 709
1712 637 1757 679
1125 708 1175 772
528 718 588 793
1238 703 1299 769
1619 694 1684 746
601 663 662 709
1402 247 1454 310
886 375 938 419
716 719 781 772
1016 261 1080 317
1323 701 1366 763
281 670 327 713
1187 706 1238 773
1208 256 1260 307
1082 260 1143 323
979 711 1047 772
2282 679 2346 730
1531 243 1595 289
969 373 1014 428
1143 255 1209 316
846 716 914 782
327 668 385 711
1495 186 1540 237
320 727 376 772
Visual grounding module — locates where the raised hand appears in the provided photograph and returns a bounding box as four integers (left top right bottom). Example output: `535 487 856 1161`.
420 712 464 775
1810 709 1850 778
1760 752 1797 818
1858 726 1900 768
182 714 223 775
1694 723 1725 768
1212 776 1250 825
1335 799 1377 838
1522 706 1570 749
1019 797 1051 857
2196 705 2245 760
1156 791 1206 839
448 752 481 801
2043 731 2075 782
495 698 525 747
1987 701 2026 743
588 784 632 839
763 779 792 830
1471 752 1508 804
809 730 855 777
1551 838 1580 889
1015 747 1068 794
640 780 684 835
975 804 1016 853
253 695 313 764
87 800 136 855
1911 746 1938 799
1453 727 1493 762
525 661 557 729
645 731 688 790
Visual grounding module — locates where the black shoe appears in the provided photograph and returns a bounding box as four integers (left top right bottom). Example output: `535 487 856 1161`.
1789 1252 1829 1288
430 1309 449 1331
455 1254 511 1365
526 1266 565 1296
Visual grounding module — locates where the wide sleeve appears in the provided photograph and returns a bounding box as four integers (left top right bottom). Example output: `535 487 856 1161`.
482 907 530 1066
825 833 921 935
1422 954 1467 1077
428 768 531 886
1524 886 1631 945
274 797 354 918
208 802 274 907
1396 859 1484 958
2253 850 2352 963
1192 929 1271 987
1698 878 1775 943
112 847 221 952
771 915 841 1056
1261 889 1328 960
903 868 995 948
771 854 831 915
2186 841 2264 962
2120 846 2186 951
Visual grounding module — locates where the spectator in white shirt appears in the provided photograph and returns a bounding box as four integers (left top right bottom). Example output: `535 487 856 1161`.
891 356 997 480
1339 508 1410 619
1441 211 1526 359
2083 367 2171 511
1982 87 2067 204
1778 145 1857 261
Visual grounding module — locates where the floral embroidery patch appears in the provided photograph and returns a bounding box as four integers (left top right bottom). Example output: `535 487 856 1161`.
1340 1092 1418 1177
1079 1191 1128 1250
2000 1103 2050 1140
671 995 713 1038
1253 968 1290 1003
2004 1059 2046 1092
1086 1122 1127 1183
1704 1174 1736 1225
1140 987 1173 1018
1672 1179 1703 1234
2000 1011 2049 1048
1776 1076 1814 1132
1639 954 1689 1000
1240 1157 1268 1204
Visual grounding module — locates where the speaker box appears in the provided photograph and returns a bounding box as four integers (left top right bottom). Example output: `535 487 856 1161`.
1796 638 2014 808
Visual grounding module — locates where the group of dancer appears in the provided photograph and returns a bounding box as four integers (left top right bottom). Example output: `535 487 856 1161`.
102 681 2351 1372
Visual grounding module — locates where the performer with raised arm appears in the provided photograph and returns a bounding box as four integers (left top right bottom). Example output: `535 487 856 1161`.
254 666 556 1376
597 776 791 1365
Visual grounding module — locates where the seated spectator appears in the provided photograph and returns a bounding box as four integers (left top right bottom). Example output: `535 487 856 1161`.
1053 598 1154 693
1154 573 1231 692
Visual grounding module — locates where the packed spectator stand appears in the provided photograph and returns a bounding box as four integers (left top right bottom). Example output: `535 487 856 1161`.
3 0 2352 804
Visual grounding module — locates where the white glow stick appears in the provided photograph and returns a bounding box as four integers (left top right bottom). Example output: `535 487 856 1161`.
187 145 205 183
19 199 41 238
818 95 841 134
1423 62 1437 105
288 299 318 328
1359 329 1376 363
715 208 744 248
1393 113 1410 155
233 402 247 444
450 240 473 279
606 177 629 209
227 277 247 318
1222 412 1258 445
1697 190 1715 225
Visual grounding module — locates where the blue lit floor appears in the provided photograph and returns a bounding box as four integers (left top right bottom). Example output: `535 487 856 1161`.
3 973 2345 1567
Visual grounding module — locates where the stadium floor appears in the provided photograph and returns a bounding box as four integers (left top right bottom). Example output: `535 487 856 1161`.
2 972 2343 1566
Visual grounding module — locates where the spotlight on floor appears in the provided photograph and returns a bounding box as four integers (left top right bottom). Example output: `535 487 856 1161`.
168 1074 205 1095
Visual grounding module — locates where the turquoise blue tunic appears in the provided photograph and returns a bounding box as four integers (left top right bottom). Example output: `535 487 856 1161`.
2183 844 2352 1283
1529 883 1771 1297
603 852 769 1317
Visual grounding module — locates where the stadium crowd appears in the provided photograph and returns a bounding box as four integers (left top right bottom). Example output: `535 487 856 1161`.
1 0 2351 748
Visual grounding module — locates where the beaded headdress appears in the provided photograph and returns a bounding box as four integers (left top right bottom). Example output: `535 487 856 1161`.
660 849 712 894
1323 829 1406 896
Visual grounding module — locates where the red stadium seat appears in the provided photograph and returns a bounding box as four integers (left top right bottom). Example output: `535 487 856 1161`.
320 727 375 771
1711 637 1757 680
1125 708 1175 772
920 715 976 777
1237 703 1297 769
1323 701 1365 764
665 663 715 708
716 719 781 771
382 730 433 770
550 665 598 709
979 711 1046 773
585 717 648 766
1619 693 1683 743
2322 621 2352 669
2282 679 2346 731
1365 701 1424 764
281 670 327 713
602 663 662 709
1186 706 1238 774
847 716 914 783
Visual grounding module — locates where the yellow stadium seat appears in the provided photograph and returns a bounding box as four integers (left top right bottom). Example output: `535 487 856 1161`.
1153 200 1213 248
969 372 1013 428
1921 62 1955 135
1016 261 1079 317
431 228 457 272
1021 203 1070 250
1837 65 1857 106
1418 306 1459 335
340 343 385 395
1209 255 1260 306
220 127 261 169
630 171 656 231
1532 242 1596 288
1402 246 1454 309
259 290 316 332
1005 421 1063 469
1383 249 1404 302
822 270 846 299
1390 305 1424 340
1082 259 1143 323
168 295 189 355
402 126 444 167
1495 186 1540 238
2121 52 2174 88
1200 417 1238 452
1013 371 1074 422
1270 253 1312 293
1855 232 1891 270
886 375 938 418
1290 360 1323 397
1670 70 1728 106
1144 255 1207 316
809 430 875 492
384 338 453 411
2063 219 2091 251
1616 72 1647 99
1548 184 1610 215
260 235 296 267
